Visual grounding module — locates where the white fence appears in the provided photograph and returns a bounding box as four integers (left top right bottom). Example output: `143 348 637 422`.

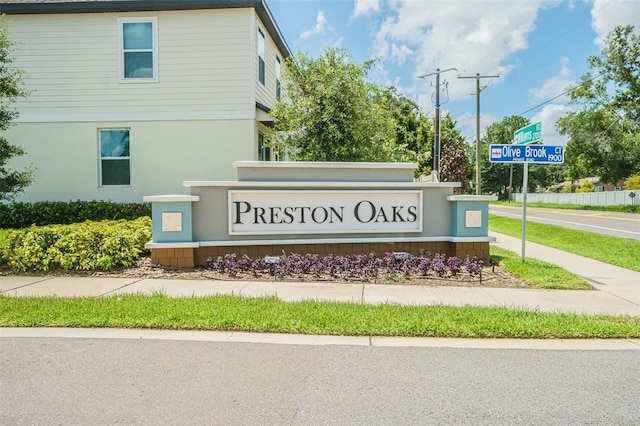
512 190 639 206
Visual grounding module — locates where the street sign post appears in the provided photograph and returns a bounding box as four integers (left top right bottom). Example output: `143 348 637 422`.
489 144 564 163
490 141 564 262
513 122 542 145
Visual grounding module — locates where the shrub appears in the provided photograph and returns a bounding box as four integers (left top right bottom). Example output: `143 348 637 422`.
3 217 152 271
576 181 595 193
625 175 640 190
0 200 151 229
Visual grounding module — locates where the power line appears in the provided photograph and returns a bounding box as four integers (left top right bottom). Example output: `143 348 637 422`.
516 71 606 117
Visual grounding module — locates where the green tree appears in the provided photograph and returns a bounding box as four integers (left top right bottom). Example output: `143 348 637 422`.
379 86 432 174
438 114 471 193
480 116 528 199
528 163 566 192
557 25 640 184
267 48 413 162
1 15 33 201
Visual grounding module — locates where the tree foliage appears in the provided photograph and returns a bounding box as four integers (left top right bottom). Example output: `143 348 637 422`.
480 116 528 198
378 86 432 173
557 25 640 184
438 114 471 192
1 15 33 201
268 48 414 162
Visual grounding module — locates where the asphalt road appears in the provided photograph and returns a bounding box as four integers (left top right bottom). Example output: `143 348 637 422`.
489 205 640 240
2 337 639 425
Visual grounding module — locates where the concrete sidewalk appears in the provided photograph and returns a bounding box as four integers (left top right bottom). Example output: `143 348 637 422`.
1 232 639 317
489 231 640 308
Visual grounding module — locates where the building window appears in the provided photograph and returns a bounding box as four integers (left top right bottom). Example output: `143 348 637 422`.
258 133 270 161
100 129 131 186
258 29 265 85
275 56 281 100
119 18 157 80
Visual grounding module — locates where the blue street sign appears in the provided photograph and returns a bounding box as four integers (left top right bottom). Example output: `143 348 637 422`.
489 144 564 164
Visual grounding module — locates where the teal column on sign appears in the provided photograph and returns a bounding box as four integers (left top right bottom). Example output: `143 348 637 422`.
447 195 497 238
142 195 200 243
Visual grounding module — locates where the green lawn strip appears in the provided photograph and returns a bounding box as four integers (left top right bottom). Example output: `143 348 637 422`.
489 215 640 272
491 201 639 213
1 294 638 338
490 246 592 290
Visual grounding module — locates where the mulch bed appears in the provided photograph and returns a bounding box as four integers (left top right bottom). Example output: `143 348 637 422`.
1 257 535 289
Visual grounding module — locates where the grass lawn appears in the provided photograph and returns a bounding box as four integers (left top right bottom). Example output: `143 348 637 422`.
1 217 636 338
489 215 640 272
1 294 638 338
491 201 639 213
490 246 591 290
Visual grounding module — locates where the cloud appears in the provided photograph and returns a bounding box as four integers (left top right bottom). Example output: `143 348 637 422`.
372 0 562 102
530 104 574 146
300 11 334 39
590 0 640 47
528 57 573 104
352 0 382 19
455 111 500 144
390 44 413 66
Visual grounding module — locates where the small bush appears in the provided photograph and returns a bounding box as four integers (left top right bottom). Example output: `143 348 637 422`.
0 200 151 229
625 175 640 190
3 217 152 271
576 181 595 193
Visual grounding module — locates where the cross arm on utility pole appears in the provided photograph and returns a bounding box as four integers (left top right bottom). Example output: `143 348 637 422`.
459 73 499 194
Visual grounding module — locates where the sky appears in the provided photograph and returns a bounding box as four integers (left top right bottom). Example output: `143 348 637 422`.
266 0 640 147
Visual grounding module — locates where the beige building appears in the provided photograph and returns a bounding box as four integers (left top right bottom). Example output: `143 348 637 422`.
2 0 290 202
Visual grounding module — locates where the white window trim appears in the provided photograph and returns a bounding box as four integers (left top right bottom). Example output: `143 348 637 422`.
99 128 132 188
276 55 281 100
258 28 266 85
118 17 158 83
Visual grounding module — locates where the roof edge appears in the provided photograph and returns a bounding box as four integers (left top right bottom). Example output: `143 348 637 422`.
0 0 292 58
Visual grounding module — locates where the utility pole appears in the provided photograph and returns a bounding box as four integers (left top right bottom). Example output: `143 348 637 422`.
419 68 457 181
459 72 499 194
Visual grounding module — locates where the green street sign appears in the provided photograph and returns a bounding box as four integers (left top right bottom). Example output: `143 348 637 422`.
513 122 541 145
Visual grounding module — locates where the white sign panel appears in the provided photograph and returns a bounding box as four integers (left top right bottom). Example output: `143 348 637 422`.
465 210 482 228
161 212 182 232
228 190 423 235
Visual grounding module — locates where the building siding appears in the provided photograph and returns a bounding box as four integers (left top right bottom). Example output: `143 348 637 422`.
9 9 254 115
6 119 255 202
3 3 290 203
254 12 281 110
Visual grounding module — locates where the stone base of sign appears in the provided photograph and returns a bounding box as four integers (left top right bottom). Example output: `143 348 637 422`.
151 247 196 268
150 241 490 268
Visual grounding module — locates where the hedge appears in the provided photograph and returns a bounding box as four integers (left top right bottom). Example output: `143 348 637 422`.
0 200 150 229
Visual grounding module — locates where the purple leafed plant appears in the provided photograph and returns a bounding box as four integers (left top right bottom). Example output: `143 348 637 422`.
432 253 448 277
464 255 484 277
206 251 485 282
